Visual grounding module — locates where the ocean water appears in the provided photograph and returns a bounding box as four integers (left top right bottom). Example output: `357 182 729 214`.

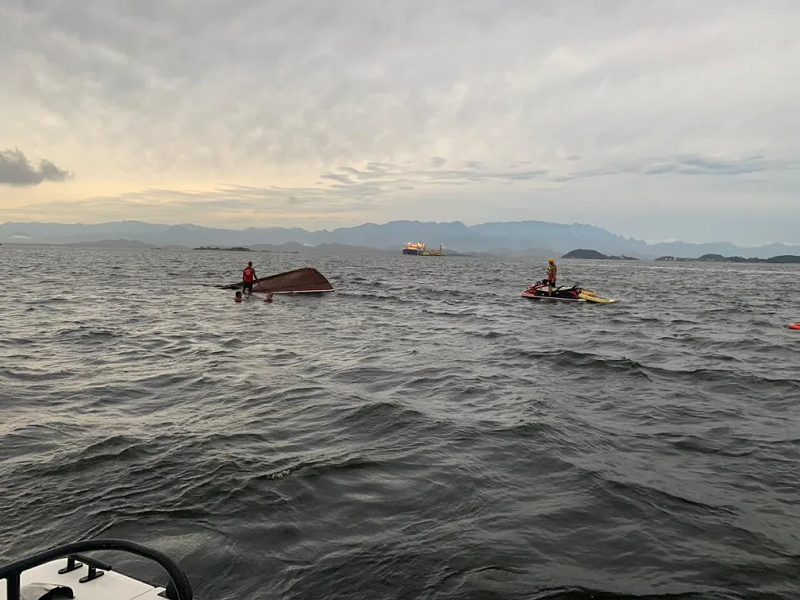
1 245 799 600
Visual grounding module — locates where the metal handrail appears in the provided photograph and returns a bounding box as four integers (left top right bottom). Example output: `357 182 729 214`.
0 538 193 600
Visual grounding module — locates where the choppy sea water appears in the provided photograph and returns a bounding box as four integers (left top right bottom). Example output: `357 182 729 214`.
1 245 799 600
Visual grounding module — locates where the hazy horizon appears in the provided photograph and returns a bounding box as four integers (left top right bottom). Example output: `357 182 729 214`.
2 1 799 245
7 219 800 249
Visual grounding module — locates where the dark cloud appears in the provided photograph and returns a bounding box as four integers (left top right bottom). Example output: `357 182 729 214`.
638 155 798 177
318 162 551 191
321 173 354 185
0 148 73 186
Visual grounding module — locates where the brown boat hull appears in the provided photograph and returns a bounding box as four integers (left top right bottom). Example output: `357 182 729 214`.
221 267 334 293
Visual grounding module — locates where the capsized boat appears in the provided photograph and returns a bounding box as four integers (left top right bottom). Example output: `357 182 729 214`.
521 281 616 304
0 538 197 600
220 267 334 295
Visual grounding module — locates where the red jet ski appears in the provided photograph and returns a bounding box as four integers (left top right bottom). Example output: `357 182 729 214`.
520 280 615 304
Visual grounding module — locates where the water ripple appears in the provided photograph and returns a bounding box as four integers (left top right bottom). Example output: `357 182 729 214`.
1 246 799 599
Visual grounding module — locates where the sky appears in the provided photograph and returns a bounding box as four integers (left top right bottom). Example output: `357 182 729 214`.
1 0 799 245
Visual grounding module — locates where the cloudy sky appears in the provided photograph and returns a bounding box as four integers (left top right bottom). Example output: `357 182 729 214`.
1 0 798 244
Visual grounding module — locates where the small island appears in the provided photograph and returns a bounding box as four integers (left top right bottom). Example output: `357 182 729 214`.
656 254 800 264
194 246 253 252
561 249 639 261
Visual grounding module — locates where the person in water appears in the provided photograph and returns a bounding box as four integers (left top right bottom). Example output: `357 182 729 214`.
242 261 256 296
545 258 557 294
235 291 243 303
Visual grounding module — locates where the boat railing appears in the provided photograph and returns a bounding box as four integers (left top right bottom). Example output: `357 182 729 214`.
0 538 193 600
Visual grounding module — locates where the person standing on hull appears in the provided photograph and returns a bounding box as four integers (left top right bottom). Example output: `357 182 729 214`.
546 258 557 296
242 261 257 296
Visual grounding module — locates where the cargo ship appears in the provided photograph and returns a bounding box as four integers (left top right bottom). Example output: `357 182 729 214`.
402 242 443 256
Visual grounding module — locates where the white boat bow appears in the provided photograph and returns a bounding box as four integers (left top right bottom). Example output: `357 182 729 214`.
0 539 196 600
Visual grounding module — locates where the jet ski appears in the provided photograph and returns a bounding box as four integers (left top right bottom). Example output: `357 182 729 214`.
0 538 197 600
520 280 616 304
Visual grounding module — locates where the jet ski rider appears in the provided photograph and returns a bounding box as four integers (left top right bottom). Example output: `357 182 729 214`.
242 261 256 296
546 258 557 295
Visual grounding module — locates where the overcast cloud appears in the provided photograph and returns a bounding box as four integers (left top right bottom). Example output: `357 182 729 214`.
1 0 798 243
0 148 73 186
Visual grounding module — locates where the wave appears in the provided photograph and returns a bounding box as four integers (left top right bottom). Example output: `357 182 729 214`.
494 347 800 391
3 250 800 597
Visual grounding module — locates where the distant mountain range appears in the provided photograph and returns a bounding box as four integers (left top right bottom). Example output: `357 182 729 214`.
1 219 799 259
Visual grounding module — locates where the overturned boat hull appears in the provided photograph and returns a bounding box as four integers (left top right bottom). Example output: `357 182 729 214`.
221 267 334 294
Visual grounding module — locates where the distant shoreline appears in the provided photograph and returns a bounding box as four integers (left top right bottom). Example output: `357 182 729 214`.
194 246 262 252
0 239 481 257
3 241 800 264
656 253 800 264
560 248 800 264
3 218 799 260
561 249 639 261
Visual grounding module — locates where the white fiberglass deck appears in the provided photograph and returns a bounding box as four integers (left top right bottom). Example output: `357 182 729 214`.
0 559 167 600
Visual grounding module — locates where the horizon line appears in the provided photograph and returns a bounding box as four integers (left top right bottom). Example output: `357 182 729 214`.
1 217 798 249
